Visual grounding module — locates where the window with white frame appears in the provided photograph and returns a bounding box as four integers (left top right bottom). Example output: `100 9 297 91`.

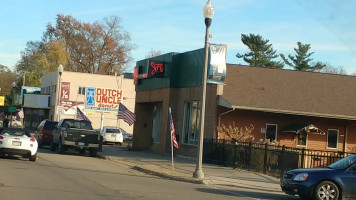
266 124 277 143
182 101 200 145
327 129 339 149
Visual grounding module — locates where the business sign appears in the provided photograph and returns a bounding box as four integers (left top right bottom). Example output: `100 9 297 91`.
208 44 227 85
134 60 166 84
0 96 4 106
148 60 165 78
20 86 41 96
61 82 70 101
84 87 122 112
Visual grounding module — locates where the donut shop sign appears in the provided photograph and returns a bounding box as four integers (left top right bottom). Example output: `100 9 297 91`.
84 87 122 112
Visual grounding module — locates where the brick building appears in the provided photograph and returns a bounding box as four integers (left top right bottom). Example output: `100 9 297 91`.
132 48 356 157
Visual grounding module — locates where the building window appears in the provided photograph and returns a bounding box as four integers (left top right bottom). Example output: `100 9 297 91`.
182 101 200 145
152 105 162 143
327 129 339 149
266 124 277 142
78 87 85 95
297 130 307 146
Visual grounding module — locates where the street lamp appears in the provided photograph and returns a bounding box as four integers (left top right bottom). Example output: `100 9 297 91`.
10 82 16 128
193 0 215 179
57 64 63 121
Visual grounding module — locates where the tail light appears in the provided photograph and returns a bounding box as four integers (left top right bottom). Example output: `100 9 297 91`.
41 130 45 135
30 138 36 142
0 136 3 139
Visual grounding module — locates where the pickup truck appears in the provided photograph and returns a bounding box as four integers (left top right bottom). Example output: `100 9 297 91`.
50 119 102 157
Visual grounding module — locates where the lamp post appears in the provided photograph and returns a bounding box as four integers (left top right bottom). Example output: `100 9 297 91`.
193 0 215 179
10 82 16 128
57 64 63 121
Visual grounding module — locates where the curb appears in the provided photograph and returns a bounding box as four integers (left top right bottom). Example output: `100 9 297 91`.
131 166 204 184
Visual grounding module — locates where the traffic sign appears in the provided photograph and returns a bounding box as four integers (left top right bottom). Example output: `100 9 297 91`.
8 106 16 112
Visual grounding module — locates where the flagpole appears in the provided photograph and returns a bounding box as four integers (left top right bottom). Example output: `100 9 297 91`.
169 119 174 171
170 107 174 171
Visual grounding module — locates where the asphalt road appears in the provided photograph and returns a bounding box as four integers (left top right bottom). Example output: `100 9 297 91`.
0 147 300 200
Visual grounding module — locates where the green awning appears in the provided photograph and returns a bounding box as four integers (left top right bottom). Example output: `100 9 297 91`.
282 124 325 135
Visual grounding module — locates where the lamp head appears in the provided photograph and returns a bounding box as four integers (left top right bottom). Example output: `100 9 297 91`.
203 0 215 19
58 64 63 76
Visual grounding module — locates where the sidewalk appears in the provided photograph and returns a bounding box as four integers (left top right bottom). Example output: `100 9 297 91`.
98 145 283 193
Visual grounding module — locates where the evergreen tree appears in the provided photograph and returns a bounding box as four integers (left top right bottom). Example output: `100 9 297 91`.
280 42 325 71
236 33 284 69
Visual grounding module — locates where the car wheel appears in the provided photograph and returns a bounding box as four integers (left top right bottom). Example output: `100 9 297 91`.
29 153 37 162
314 181 340 200
58 139 65 154
89 148 97 157
50 140 56 151
79 148 85 154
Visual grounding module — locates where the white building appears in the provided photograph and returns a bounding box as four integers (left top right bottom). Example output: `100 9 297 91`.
40 70 135 133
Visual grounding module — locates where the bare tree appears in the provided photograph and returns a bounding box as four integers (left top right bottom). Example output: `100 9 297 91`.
44 14 135 74
145 49 162 59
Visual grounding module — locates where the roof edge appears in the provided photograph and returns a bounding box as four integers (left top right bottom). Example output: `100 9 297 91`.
228 105 356 121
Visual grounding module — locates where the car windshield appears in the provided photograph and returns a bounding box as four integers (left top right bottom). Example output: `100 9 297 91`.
329 155 356 170
63 120 92 130
1 128 30 137
106 129 120 133
44 121 58 130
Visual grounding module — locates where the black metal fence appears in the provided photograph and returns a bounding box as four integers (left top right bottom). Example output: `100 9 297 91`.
203 139 352 178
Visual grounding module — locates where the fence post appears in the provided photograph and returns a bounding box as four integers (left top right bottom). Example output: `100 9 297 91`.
233 141 238 169
222 139 225 166
280 145 285 176
263 143 268 174
301 148 305 168
248 142 252 171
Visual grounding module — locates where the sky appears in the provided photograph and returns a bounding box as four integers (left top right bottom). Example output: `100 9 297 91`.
0 0 355 74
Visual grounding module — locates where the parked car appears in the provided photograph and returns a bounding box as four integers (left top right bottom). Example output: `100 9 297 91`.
101 127 123 145
0 128 38 161
51 119 102 157
34 120 58 147
122 130 133 141
280 154 356 200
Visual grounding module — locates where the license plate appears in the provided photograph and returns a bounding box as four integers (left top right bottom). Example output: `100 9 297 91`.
12 141 21 146
78 142 85 146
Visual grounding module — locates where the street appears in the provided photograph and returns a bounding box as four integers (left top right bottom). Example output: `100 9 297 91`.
0 147 300 200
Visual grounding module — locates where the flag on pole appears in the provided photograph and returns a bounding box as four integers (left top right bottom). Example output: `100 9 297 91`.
76 107 91 122
169 108 179 149
117 103 136 126
16 109 24 121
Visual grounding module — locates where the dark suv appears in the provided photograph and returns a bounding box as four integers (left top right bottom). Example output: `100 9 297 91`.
34 120 58 147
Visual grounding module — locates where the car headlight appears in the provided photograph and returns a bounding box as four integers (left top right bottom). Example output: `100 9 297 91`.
293 173 309 181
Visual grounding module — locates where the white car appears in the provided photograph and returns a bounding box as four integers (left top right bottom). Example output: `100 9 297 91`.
101 127 123 145
0 128 38 161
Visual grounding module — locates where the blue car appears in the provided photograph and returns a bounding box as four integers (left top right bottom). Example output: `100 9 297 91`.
280 154 356 200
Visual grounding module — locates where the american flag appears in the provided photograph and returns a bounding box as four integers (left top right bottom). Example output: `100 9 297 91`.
169 108 179 149
16 110 24 121
76 107 91 122
117 103 136 126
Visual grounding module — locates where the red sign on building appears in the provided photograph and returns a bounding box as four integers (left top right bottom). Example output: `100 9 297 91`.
61 82 70 101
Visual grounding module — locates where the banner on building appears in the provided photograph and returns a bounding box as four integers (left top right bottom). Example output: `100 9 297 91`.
20 86 41 105
59 101 84 115
84 87 122 112
208 44 227 85
61 82 70 101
